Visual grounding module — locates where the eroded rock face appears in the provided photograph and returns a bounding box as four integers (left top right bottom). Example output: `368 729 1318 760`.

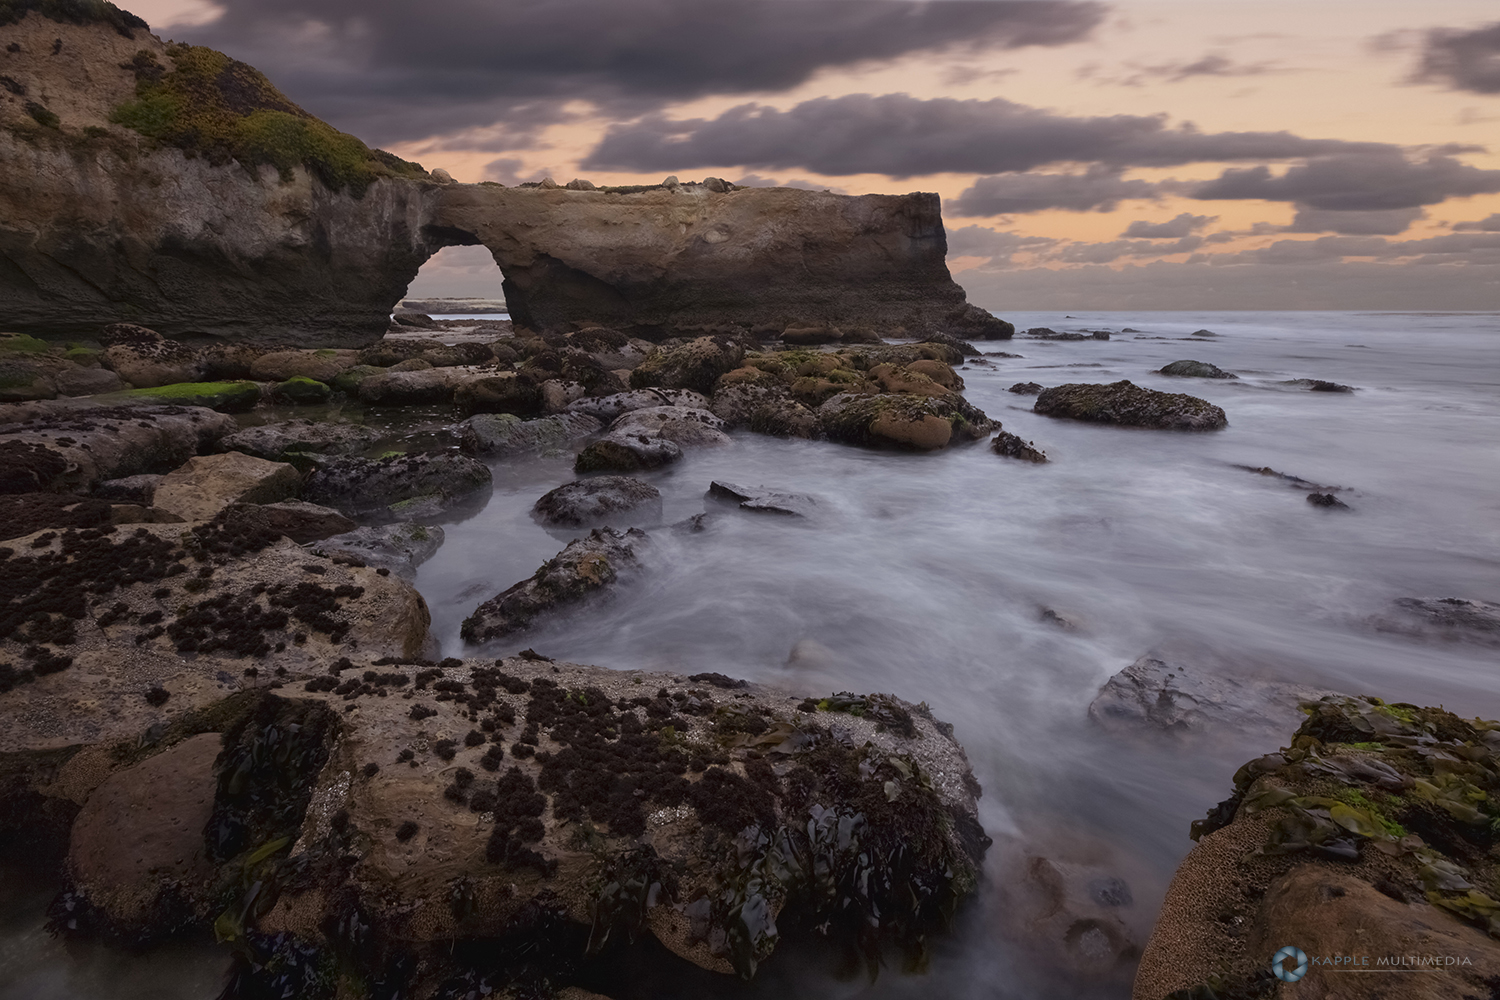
1034 381 1227 430
1135 696 1500 1000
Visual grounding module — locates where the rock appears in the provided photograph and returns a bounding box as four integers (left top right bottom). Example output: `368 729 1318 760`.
0 357 58 402
359 367 480 406
1088 655 1337 736
311 522 445 578
540 379 587 413
66 732 222 933
198 342 269 380
1157 360 1237 379
100 336 205 389
629 337 745 395
151 452 301 522
53 364 123 396
1189 328 1217 337
868 362 955 398
0 492 116 542
461 528 646 642
533 477 662 527
1034 381 1227 430
710 382 819 438
608 405 731 447
249 350 360 383
219 420 385 462
565 329 651 370
272 376 333 405
217 500 357 544
991 431 1047 462
0 402 236 492
393 310 436 326
304 453 493 521
452 371 545 417
92 474 161 505
819 392 996 451
1375 597 1500 648
781 323 842 345
565 388 711 421
1281 378 1356 392
706 481 817 517
1308 492 1351 509
1024 327 1086 341
905 358 963 389
1135 695 1500 1000
574 434 683 474
329 364 388 394
458 412 602 457
104 380 263 413
1008 382 1044 395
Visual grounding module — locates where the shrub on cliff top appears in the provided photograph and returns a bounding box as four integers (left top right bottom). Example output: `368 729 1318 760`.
109 43 424 196
0 0 146 35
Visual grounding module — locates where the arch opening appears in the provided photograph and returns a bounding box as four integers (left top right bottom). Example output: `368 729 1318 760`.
399 244 509 319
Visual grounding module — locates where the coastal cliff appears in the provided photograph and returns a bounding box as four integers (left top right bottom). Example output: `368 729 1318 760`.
0 9 1009 346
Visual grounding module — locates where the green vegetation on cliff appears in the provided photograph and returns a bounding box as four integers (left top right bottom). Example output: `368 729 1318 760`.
0 0 146 34
109 43 425 196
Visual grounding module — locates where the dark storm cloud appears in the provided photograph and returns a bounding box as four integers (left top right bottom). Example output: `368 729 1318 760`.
170 0 1105 145
1413 21 1500 94
1282 206 1425 235
584 93 1389 178
947 168 1173 215
1120 212 1215 238
945 225 1058 265
1454 213 1500 231
1192 153 1500 211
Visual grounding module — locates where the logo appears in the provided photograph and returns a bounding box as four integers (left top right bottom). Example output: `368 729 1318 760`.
1273 945 1310 983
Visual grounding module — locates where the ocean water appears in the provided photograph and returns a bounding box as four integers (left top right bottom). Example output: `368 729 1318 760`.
5 311 1498 999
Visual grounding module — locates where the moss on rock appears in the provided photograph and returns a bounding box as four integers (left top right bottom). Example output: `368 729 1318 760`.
103 380 262 412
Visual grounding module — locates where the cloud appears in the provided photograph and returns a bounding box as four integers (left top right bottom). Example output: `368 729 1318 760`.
1412 21 1500 94
584 93 1388 178
1120 212 1215 238
1086 52 1289 87
949 167 1175 215
1191 231 1500 265
945 225 1058 267
1282 206 1425 235
1192 153 1500 210
1455 213 1500 231
1052 235 1204 263
170 0 1105 145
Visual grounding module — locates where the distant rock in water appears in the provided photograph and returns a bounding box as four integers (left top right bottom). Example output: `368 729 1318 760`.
1034 380 1227 430
1373 597 1500 648
1157 359 1237 379
991 431 1047 463
1307 492 1351 509
1090 656 1339 736
1007 381 1045 395
707 480 819 517
1280 378 1356 392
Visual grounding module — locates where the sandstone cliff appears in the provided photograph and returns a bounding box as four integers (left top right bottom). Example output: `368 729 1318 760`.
1 7 1010 347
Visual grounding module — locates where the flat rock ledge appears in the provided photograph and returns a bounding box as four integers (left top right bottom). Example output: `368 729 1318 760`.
1134 695 1500 1000
4 653 989 997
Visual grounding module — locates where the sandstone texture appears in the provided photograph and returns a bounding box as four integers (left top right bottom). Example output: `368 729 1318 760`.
1135 696 1500 1000
150 451 301 522
1034 381 1228 430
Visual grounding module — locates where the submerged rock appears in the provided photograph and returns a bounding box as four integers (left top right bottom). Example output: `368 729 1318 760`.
462 527 646 642
1157 360 1237 379
458 411 602 457
1374 597 1500 648
1089 655 1337 736
991 431 1048 463
1136 696 1500 999
707 481 818 517
1007 381 1045 395
574 433 683 473
1281 378 1356 393
1034 381 1227 430
304 453 493 521
1307 491 1351 509
533 477 662 527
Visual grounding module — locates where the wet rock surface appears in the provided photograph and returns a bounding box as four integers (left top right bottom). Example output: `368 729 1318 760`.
1034 380 1228 430
533 477 663 527
311 522 446 578
303 453 493 522
706 481 818 517
1157 360 1237 379
565 388 711 421
1135 696 1500 1000
820 391 995 451
991 430 1048 463
461 528 647 643
1374 597 1500 647
607 405 730 448
458 411 602 457
1090 656 1339 737
219 420 386 462
574 433 683 474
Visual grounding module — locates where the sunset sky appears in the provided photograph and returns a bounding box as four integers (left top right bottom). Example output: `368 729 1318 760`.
129 0 1500 310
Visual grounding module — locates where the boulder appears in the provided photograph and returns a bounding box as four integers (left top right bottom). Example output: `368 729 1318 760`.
452 372 546 417
219 420 385 462
1008 382 1044 395
710 382 819 438
1024 327 1086 341
0 357 58 401
533 477 663 527
819 392 996 451
100 335 205 389
53 364 123 397
217 500 357 544
92 474 161 505
1135 696 1500 1000
458 412 602 457
608 405 731 447
198 343 269 381
1156 360 1237 379
249 350 361 383
105 380 263 413
629 337 745 395
460 528 647 642
358 367 480 407
311 522 446 578
574 433 683 474
566 388 711 421
0 402 236 493
867 362 955 399
1374 597 1500 648
329 364 389 394
1034 381 1227 430
151 452 301 522
272 376 333 405
991 431 1048 463
706 481 818 517
1088 656 1337 737
303 453 493 521
540 379 587 413
1281 378 1356 393
1308 491 1351 509
780 323 842 345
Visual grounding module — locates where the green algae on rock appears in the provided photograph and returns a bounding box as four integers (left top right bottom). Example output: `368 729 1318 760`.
102 380 262 413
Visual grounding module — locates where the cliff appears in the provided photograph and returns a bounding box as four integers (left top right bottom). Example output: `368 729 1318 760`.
0 7 1010 346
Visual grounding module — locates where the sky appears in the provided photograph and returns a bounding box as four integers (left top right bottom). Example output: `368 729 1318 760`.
130 0 1500 310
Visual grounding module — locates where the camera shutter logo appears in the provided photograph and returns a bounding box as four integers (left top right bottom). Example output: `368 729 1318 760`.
1273 945 1309 983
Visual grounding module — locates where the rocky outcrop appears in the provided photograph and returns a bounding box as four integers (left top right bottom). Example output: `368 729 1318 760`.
1157 360 1237 379
1034 381 1228 430
820 392 996 450
533 477 662 527
1090 656 1337 737
991 430 1047 463
1135 696 1500 1000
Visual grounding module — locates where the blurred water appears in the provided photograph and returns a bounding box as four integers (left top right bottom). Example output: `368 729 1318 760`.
7 311 1498 999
